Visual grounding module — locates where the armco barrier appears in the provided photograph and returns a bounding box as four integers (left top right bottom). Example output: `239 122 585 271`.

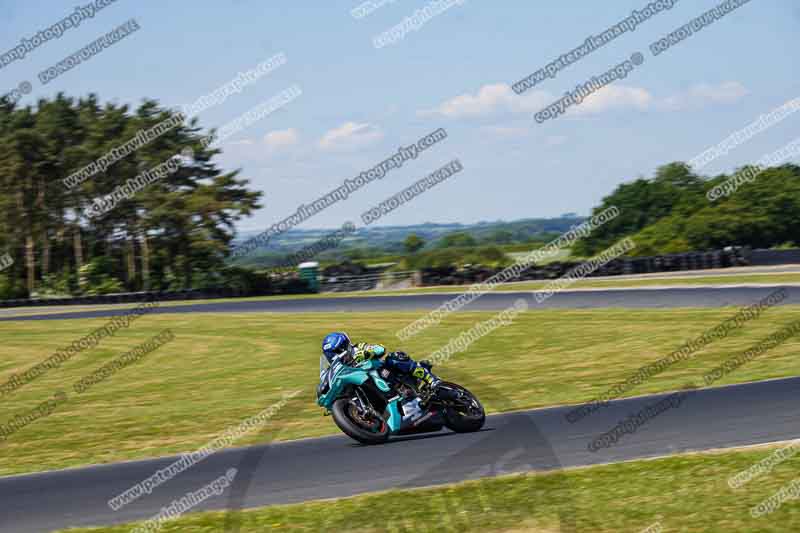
419 247 754 286
750 249 800 266
0 281 313 309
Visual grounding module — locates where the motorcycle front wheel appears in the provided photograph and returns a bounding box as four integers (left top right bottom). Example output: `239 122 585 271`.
438 382 486 433
331 396 390 445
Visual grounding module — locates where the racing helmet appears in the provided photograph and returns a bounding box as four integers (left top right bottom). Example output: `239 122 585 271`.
322 332 351 362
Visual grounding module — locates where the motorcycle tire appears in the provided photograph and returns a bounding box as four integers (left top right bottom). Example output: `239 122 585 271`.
331 397 390 445
440 382 486 433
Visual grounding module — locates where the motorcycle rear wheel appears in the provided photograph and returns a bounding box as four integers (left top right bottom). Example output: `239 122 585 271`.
331 397 390 445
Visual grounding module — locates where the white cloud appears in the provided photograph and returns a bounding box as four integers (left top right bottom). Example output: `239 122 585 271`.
319 122 384 151
419 83 551 118
657 81 749 111
573 82 747 115
420 81 748 122
263 128 299 151
567 85 653 116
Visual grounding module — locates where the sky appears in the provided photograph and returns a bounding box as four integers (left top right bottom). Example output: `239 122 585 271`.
1 0 798 232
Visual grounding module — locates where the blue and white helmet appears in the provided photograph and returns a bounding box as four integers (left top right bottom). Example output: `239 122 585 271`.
322 332 351 362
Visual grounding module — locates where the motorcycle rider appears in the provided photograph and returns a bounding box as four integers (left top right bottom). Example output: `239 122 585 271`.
321 332 441 394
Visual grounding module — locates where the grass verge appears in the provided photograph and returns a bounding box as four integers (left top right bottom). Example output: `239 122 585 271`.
1 306 799 476
57 444 800 532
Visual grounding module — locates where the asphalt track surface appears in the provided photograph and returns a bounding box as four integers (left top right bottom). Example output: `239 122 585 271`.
1 285 799 322
3 377 800 532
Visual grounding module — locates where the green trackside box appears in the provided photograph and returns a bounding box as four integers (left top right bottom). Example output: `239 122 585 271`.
298 261 320 292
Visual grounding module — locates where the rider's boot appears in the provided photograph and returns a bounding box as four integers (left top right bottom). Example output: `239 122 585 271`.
413 363 441 404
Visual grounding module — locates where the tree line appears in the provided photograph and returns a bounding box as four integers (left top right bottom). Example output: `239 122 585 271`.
0 94 261 299
2 93 796 300
573 162 800 257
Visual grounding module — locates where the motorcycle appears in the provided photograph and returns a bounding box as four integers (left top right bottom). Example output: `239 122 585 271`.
316 350 485 444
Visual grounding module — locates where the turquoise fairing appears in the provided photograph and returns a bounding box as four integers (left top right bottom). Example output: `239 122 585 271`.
385 397 402 432
317 358 403 432
368 369 390 392
317 359 382 408
317 362 368 409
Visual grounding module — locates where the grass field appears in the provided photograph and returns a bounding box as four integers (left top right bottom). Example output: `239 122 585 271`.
58 443 800 532
1 304 799 477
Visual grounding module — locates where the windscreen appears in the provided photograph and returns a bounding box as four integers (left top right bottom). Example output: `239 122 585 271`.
319 354 330 378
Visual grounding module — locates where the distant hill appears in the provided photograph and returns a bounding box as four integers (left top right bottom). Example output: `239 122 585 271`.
233 216 587 254
231 216 587 268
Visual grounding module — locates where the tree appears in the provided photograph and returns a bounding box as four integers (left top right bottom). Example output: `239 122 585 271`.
438 232 476 248
578 162 800 256
403 233 425 253
0 94 263 297
485 229 514 244
573 162 703 255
